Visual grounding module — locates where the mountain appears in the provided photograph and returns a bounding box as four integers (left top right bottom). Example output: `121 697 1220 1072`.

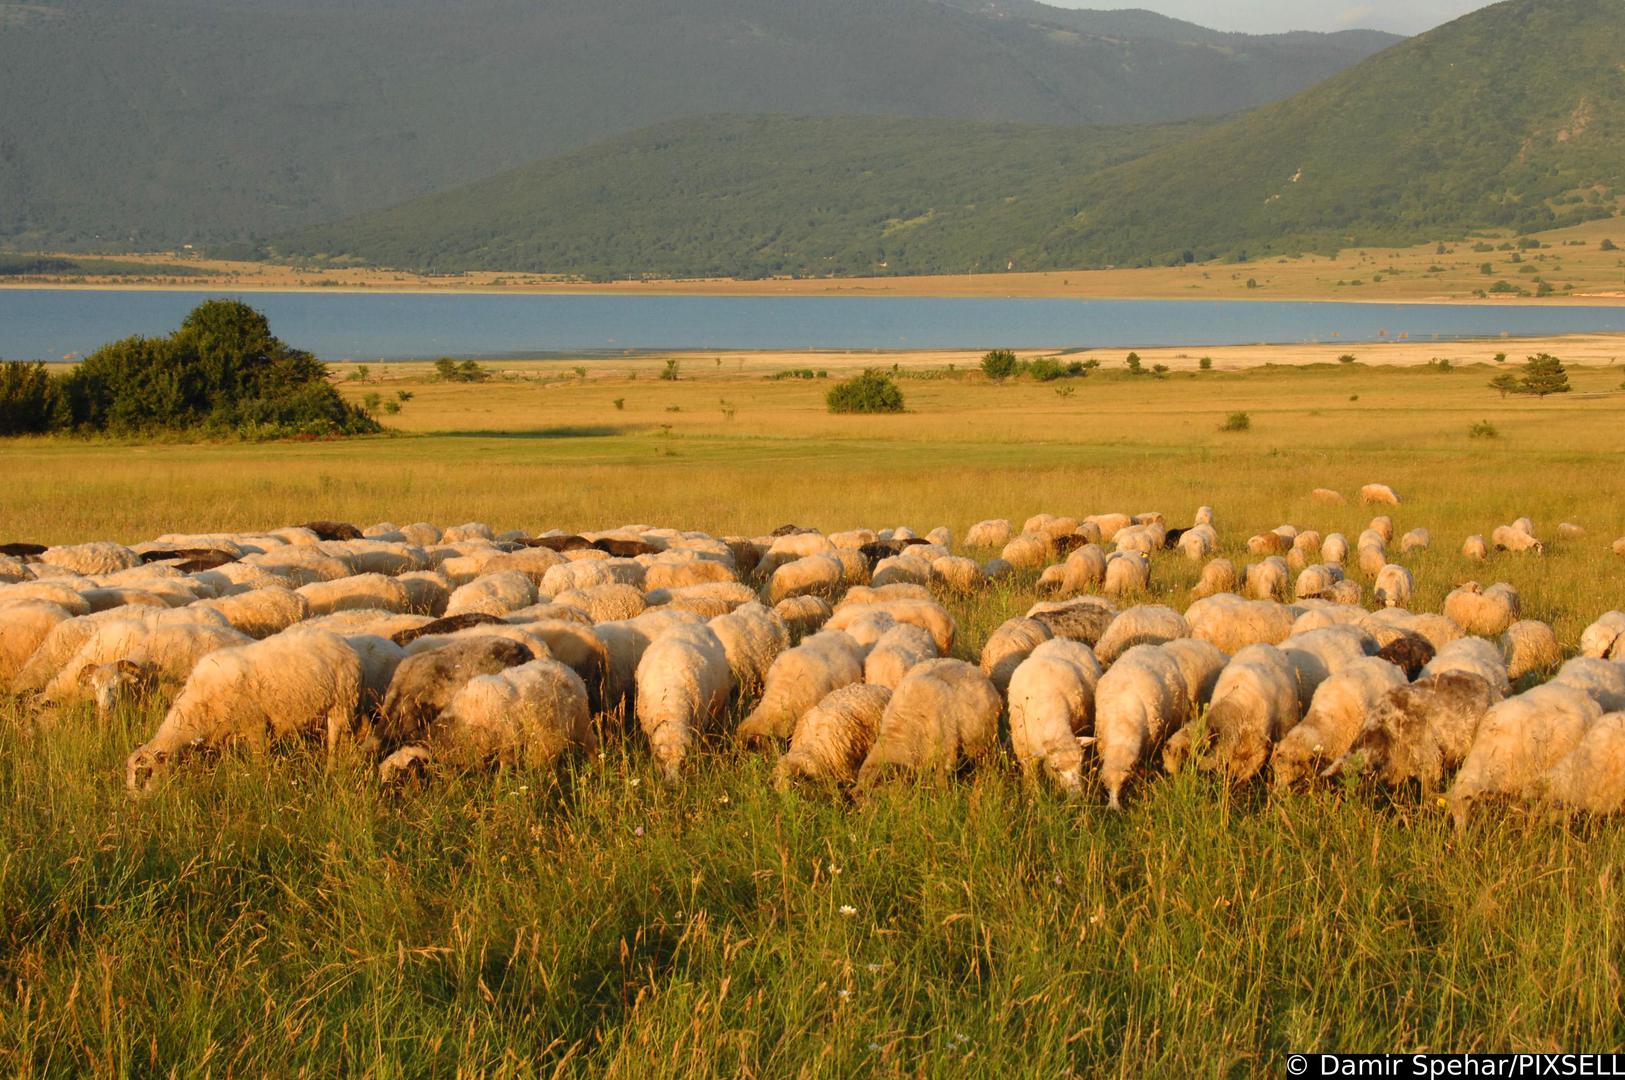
274 115 1205 278
0 0 1397 249
283 0 1623 277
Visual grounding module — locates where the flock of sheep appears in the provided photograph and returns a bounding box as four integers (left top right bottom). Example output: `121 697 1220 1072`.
3 481 1625 826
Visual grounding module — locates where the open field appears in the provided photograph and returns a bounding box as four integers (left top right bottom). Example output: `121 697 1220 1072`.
4 358 1625 1073
5 219 1625 305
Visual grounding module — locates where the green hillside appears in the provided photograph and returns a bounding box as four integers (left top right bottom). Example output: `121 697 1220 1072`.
275 116 1203 278
0 0 1394 250
281 0 1623 278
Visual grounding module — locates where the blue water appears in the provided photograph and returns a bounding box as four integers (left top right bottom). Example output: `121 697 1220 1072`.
2 289 1622 361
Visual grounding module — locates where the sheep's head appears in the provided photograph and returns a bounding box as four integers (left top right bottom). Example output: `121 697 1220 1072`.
81 659 154 719
1579 622 1622 660
125 745 170 793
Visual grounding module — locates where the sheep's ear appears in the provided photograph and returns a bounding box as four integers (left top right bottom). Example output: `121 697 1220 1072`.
1075 736 1097 749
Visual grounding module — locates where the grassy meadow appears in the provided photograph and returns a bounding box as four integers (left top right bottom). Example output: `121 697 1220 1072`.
4 349 1625 1073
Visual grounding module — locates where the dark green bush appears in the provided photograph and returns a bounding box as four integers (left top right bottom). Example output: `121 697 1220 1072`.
980 350 1018 382
0 360 61 435
1219 411 1251 432
51 300 378 437
826 370 905 414
1026 358 1065 382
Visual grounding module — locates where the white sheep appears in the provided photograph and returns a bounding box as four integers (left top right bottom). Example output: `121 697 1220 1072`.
1102 551 1150 597
39 541 141 576
736 630 865 745
979 616 1053 693
648 581 758 618
929 556 983 593
192 587 310 639
553 583 646 622
1191 558 1237 599
1293 564 1342 601
296 573 411 617
1027 597 1119 645
1578 612 1625 660
707 602 790 693
126 630 366 791
1008 639 1104 797
380 658 595 781
1447 682 1602 826
0 580 92 616
1037 545 1107 597
444 571 540 617
0 602 76 687
999 533 1050 572
1491 525 1543 554
1175 644 1299 781
1084 513 1133 541
855 659 1001 791
592 608 706 717
1400 528 1431 554
1270 657 1406 789
1550 657 1625 713
1442 582 1520 637
828 597 954 655
540 558 644 595
1500 620 1562 682
772 595 833 639
1372 564 1413 609
43 621 252 716
1535 713 1625 818
1420 637 1511 699
1280 625 1379 713
1244 557 1293 601
1094 644 1190 808
870 554 930 589
964 519 1013 550
863 624 939 691
1461 535 1488 561
765 554 844 605
774 684 892 788
1334 671 1500 794
634 623 733 779
1176 525 1216 562
1185 594 1298 654
1361 484 1401 507
376 636 540 750
481 547 569 586
1321 533 1350 565
1093 605 1189 665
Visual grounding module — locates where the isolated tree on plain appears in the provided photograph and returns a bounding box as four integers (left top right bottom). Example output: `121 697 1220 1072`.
1488 372 1520 399
980 349 1018 382
1517 353 1570 398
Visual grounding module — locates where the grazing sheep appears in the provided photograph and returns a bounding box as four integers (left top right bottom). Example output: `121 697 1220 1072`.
1008 639 1105 797
376 637 537 749
647 581 758 618
1176 525 1216 562
1373 564 1414 609
1443 581 1520 637
1 581 92 616
382 658 595 781
1311 488 1347 505
774 684 892 788
870 554 930 589
540 558 644 595
773 595 833 639
1294 564 1343 601
1095 645 1190 807
1083 513 1133 541
1321 534 1350 566
1241 557 1289 602
1246 532 1287 556
1194 506 1216 527
39 541 141 576
1271 658 1407 789
1361 484 1401 507
1579 612 1625 661
1094 605 1189 665
296 573 411 617
964 519 1013 550
999 534 1050 572
765 554 845 605
76 586 172 614
1376 634 1436 679
1191 558 1237 599
482 547 569 586
396 571 454 617
444 572 540 617
642 559 736 593
1491 525 1544 554
440 522 496 544
1174 644 1299 782
1400 528 1430 554
393 612 507 646
737 631 866 745
1421 637 1512 699
1102 551 1150 598
855 660 1001 791
240 547 352 587
1335 672 1500 793
634 623 733 778
320 540 428 577
1027 597 1119 646
0 602 76 687
1500 620 1562 682
1461 535 1488 561
1535 713 1625 817
1615 537 1625 558
707 602 791 693
1290 604 1366 635
1281 625 1379 712
552 584 646 623
592 608 706 717
1362 609 1464 652
1037 545 1107 597
925 526 952 548
125 630 366 791
863 624 939 691
1446 683 1602 826
1114 524 1166 555
1328 580 1363 606
980 617 1054 692
1356 543 1389 579
929 556 983 593
44 621 252 715
828 598 954 656
1185 594 1298 654
1550 657 1625 712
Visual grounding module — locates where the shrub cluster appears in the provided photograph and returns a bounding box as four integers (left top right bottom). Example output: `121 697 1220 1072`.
0 300 378 438
981 349 1096 383
826 370 905 414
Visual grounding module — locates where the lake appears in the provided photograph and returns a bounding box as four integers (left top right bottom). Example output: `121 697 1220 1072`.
3 289 1623 361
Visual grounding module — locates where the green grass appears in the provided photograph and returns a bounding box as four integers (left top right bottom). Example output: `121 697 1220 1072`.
4 360 1625 1071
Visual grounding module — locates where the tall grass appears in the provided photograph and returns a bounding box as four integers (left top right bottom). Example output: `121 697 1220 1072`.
3 362 1625 1072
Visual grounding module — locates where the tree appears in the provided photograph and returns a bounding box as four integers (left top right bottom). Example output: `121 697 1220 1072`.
1489 372 1520 398
0 360 60 435
980 349 1018 382
826 370 904 414
1516 353 1570 398
1125 352 1143 375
